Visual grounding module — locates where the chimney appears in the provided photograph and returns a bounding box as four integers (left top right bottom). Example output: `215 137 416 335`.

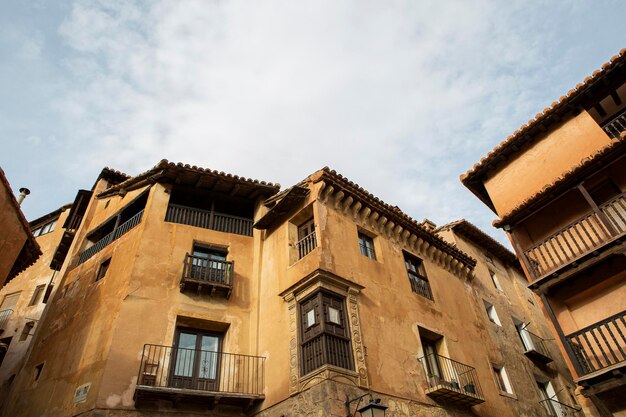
17 188 30 206
421 218 436 231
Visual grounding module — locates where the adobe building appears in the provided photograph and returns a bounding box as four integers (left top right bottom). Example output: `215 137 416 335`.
462 49 626 416
2 161 580 417
0 167 41 287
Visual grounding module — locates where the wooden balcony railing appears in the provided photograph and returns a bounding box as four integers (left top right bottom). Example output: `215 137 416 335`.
523 192 626 280
296 231 317 260
539 399 583 417
165 204 253 237
0 309 13 331
180 254 233 298
418 353 485 406
77 210 144 265
566 310 626 377
603 107 626 139
408 272 433 300
136 344 265 398
301 334 353 376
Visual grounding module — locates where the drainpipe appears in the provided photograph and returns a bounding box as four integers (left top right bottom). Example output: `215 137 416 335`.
17 188 30 206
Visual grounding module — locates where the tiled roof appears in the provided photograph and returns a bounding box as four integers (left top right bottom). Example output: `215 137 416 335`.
98 159 280 198
493 135 626 227
461 48 626 186
436 219 520 269
315 167 477 268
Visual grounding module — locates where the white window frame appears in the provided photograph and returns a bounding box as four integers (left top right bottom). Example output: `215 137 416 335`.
484 301 501 326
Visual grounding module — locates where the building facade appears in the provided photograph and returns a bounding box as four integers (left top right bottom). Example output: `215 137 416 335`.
462 49 626 416
2 161 580 417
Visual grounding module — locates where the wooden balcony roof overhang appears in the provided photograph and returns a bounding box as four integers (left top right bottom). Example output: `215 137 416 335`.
436 219 521 270
254 185 310 230
97 159 281 200
462 48 626 211
493 138 626 229
313 168 477 278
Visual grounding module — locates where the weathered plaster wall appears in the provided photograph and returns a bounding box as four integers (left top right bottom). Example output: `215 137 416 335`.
0 180 29 285
484 111 612 217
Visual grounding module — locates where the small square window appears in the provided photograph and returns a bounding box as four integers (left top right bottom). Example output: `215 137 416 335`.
29 285 46 306
306 309 316 327
96 258 111 282
358 232 376 260
484 301 501 326
328 307 340 324
489 270 502 291
34 363 44 381
20 321 35 341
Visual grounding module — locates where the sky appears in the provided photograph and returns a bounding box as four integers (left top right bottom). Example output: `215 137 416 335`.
1 0 624 246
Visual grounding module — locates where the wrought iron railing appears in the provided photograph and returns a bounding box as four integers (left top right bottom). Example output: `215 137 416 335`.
77 210 144 265
165 204 253 237
296 231 317 260
524 192 626 280
418 353 484 401
136 344 265 396
566 310 626 376
0 309 13 330
301 334 353 376
603 108 626 139
408 272 433 300
182 254 233 287
539 398 583 417
524 330 552 359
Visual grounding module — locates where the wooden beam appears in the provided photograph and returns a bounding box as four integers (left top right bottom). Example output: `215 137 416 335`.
611 90 622 106
594 102 607 118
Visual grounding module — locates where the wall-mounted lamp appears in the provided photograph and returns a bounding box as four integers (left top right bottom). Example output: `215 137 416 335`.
345 393 387 417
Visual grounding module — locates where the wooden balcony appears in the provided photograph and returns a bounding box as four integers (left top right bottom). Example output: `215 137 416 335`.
296 231 317 260
135 344 265 409
566 310 626 380
419 354 485 406
77 210 144 265
523 192 626 281
180 254 233 298
603 107 626 139
165 204 253 237
523 330 553 364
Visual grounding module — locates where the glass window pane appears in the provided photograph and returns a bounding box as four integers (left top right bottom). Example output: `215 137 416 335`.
306 309 316 327
328 307 340 324
175 333 197 377
199 336 219 379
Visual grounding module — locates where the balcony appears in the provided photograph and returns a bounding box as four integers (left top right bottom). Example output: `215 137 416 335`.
540 399 583 417
296 231 317 260
180 254 233 298
602 107 626 139
165 204 253 237
522 330 553 364
77 210 144 265
0 309 13 332
408 272 434 300
523 192 626 281
566 310 626 379
135 344 265 408
418 354 485 406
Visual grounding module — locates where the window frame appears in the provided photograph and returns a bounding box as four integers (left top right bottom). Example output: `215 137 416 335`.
492 365 513 394
357 232 377 260
489 270 502 291
29 285 46 306
96 258 111 282
404 252 433 300
484 301 502 326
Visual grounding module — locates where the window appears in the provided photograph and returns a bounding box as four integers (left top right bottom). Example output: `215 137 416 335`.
300 290 353 375
190 244 229 283
484 254 495 265
29 285 46 306
96 258 111 282
0 292 21 311
32 219 57 237
358 232 376 260
34 363 44 381
171 328 222 391
489 270 502 291
0 337 12 367
493 365 513 394
420 331 443 379
484 301 501 326
537 380 562 416
296 219 317 259
20 321 35 341
404 252 433 300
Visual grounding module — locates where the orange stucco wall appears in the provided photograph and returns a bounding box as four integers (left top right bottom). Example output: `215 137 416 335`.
0 180 29 286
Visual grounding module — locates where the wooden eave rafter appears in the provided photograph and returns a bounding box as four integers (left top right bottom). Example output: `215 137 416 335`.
462 49 626 209
315 169 476 279
254 185 310 230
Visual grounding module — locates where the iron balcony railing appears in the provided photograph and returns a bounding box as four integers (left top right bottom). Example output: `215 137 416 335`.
523 192 626 280
408 271 433 300
182 254 234 287
539 399 583 417
603 107 626 139
296 231 317 260
524 330 552 360
566 309 626 377
165 204 253 237
136 344 265 396
418 353 484 403
0 309 13 330
77 210 144 265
